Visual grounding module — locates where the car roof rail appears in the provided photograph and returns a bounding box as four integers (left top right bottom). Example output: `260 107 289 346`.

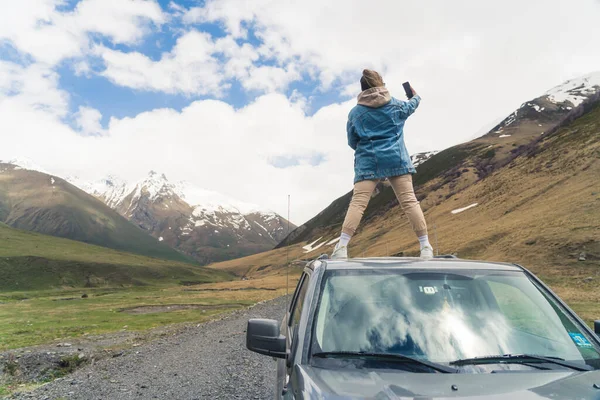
315 254 460 260
433 254 458 259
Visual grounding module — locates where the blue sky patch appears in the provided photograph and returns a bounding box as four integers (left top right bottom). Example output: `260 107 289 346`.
269 153 326 169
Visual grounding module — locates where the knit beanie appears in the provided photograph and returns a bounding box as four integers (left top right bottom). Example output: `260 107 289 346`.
360 69 385 91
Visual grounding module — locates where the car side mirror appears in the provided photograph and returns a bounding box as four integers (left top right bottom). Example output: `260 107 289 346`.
595 320 600 335
246 319 287 359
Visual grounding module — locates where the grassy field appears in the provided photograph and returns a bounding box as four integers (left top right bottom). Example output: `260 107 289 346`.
0 221 292 352
0 275 291 351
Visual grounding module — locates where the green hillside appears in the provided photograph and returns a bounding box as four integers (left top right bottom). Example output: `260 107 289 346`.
0 167 191 263
0 223 233 291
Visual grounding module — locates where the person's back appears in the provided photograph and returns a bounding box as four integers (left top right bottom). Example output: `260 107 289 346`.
330 69 433 260
348 86 421 183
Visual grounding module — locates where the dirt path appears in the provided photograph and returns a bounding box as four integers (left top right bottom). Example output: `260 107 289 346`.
8 297 287 400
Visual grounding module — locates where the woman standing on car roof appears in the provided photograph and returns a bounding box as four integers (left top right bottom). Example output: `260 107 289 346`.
330 69 434 259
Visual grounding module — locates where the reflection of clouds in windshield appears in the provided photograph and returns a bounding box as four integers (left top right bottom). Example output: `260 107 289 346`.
322 276 512 361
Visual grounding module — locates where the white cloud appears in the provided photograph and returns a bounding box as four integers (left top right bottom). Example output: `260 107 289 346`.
0 0 165 65
70 0 165 45
0 0 60 52
0 5 85 66
98 30 227 96
183 2 256 38
72 60 91 76
340 83 359 99
241 65 300 92
0 60 69 117
214 36 259 79
168 1 186 15
74 106 106 136
97 29 304 96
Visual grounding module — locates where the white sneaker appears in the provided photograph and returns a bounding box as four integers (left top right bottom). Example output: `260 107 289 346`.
420 245 434 259
331 243 348 260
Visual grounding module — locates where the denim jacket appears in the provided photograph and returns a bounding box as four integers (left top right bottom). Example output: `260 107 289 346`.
347 87 421 183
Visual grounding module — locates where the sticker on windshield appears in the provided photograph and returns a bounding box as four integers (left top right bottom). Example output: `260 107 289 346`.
568 332 593 348
418 286 438 295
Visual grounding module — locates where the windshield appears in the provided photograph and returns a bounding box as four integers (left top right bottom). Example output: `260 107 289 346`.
311 268 600 370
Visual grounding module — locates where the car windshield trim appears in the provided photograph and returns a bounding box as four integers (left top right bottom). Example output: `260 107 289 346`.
449 353 593 371
312 351 459 373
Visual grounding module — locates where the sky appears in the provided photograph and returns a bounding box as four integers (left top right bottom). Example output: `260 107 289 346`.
1 0 599 225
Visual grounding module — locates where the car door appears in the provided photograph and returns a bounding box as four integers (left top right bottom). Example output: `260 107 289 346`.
276 270 311 399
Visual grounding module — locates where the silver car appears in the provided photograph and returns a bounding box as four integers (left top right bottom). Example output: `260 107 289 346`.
247 257 600 399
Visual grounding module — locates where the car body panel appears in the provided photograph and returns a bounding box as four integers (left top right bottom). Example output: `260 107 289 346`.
293 365 600 399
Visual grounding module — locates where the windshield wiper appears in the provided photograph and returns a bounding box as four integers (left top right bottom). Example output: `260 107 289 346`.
449 354 593 372
312 351 458 373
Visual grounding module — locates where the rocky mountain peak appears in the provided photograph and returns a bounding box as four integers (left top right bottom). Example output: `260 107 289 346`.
65 170 295 264
485 71 600 140
131 171 177 201
544 71 600 107
411 151 438 168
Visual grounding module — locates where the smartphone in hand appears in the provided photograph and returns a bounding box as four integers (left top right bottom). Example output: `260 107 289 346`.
403 82 414 99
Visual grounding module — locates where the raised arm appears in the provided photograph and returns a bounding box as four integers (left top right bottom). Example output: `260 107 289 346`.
398 94 421 119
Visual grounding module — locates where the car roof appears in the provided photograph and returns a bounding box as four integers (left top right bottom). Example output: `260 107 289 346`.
307 257 523 272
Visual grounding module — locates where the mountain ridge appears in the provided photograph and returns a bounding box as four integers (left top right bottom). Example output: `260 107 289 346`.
1 158 296 264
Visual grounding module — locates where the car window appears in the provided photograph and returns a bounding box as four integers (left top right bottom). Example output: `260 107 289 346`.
487 280 564 341
289 273 309 336
289 273 304 312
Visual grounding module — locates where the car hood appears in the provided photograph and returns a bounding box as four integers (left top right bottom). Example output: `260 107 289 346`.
295 365 600 399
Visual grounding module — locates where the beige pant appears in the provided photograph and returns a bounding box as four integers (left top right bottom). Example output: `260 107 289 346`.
342 174 428 238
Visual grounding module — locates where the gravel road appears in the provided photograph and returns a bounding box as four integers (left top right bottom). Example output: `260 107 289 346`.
11 297 287 400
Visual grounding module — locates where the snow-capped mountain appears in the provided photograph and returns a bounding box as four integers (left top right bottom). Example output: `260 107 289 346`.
67 174 130 209
411 151 438 168
487 71 600 139
0 157 49 174
1 157 292 264
545 71 600 107
0 161 190 263
69 171 295 265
